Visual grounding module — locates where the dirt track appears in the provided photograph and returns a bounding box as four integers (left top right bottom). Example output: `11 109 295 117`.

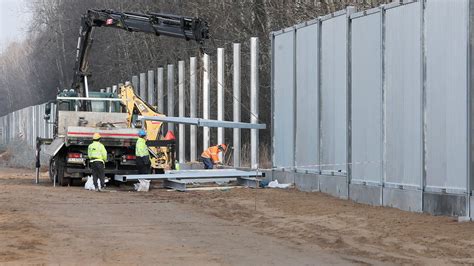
1 168 474 265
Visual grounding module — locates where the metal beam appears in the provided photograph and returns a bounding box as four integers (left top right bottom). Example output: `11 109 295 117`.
57 97 123 102
167 64 175 133
157 67 164 113
202 53 210 150
140 72 147 99
178 60 185 163
190 57 197 161
132 75 139 93
233 43 241 167
147 70 155 105
114 169 264 182
250 37 260 169
138 116 266 129
217 47 225 162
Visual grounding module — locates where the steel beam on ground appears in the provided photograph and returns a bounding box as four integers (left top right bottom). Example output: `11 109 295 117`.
114 169 264 182
138 116 266 129
157 67 164 113
178 60 185 163
147 70 155 105
190 57 197 162
233 43 241 167
132 75 139 93
202 53 210 150
164 177 237 192
217 47 225 162
250 37 259 169
167 64 175 133
237 177 260 188
139 72 146 99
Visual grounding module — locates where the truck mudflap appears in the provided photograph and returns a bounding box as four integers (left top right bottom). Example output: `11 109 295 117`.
43 137 65 157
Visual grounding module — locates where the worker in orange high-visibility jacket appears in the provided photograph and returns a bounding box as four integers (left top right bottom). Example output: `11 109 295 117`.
201 144 227 169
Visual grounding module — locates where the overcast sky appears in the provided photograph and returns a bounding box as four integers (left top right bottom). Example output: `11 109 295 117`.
0 0 30 53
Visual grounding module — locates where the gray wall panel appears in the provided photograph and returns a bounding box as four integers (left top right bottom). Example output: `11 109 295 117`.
351 12 382 183
295 23 319 170
425 0 468 192
384 2 422 187
273 30 295 169
321 15 347 173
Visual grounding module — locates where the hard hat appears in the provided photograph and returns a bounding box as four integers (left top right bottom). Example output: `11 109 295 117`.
138 129 147 137
219 144 227 151
92 133 101 140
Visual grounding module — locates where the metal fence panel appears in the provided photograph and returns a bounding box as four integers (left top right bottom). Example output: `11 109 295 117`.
351 11 382 184
295 23 319 170
321 14 347 173
384 2 422 187
425 0 468 193
273 30 295 169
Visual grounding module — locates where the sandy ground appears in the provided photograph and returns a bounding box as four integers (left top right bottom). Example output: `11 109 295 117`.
1 168 474 265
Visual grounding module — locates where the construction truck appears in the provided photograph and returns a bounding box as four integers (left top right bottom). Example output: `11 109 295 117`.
41 9 209 186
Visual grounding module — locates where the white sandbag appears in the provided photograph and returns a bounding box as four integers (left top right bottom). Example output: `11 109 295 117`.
134 179 150 192
268 179 291 189
84 176 95 190
84 176 106 190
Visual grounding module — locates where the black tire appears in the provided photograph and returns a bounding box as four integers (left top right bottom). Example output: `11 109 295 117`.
49 155 68 186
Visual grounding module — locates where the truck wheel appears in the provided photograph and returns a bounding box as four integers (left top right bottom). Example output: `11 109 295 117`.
50 156 68 186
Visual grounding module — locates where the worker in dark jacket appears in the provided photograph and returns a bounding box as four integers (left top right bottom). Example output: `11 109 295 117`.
88 133 107 192
201 144 227 169
135 129 151 174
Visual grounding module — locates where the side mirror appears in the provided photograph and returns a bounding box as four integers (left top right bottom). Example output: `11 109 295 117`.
44 104 51 121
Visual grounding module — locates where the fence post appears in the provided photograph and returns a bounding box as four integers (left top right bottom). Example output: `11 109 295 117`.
217 48 225 162
178 60 186 163
132 75 139 93
147 70 155 105
250 37 259 169
139 72 147 100
233 43 241 167
202 53 210 151
190 57 197 162
167 64 175 133
157 67 164 113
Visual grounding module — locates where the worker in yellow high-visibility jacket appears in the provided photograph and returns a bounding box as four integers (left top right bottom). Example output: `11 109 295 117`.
135 129 150 174
201 144 227 169
88 133 107 192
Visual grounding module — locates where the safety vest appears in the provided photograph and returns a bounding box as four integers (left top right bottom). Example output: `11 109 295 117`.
88 141 107 163
136 137 149 157
201 145 221 163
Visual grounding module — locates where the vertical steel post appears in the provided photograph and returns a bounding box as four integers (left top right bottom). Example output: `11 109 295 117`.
157 67 164 113
233 43 241 167
132 75 139 93
106 87 111 93
178 60 186 163
217 48 225 162
147 70 155 105
250 37 259 169
190 57 197 162
139 72 147 99
167 64 175 132
112 85 118 94
203 54 210 150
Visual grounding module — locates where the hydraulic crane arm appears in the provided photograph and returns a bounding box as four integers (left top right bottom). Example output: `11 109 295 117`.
72 9 209 97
